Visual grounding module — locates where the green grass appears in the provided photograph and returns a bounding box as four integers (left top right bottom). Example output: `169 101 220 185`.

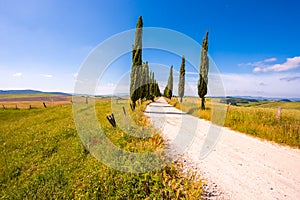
246 101 300 110
167 97 300 148
0 98 204 199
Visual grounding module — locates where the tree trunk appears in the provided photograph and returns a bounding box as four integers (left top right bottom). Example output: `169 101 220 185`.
180 96 183 103
130 101 136 111
201 97 205 110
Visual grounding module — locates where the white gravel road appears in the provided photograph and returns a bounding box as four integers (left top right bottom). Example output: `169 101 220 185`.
145 97 300 200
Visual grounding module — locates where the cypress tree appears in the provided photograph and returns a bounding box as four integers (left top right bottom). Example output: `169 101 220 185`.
154 79 161 97
164 65 173 99
150 72 161 98
178 56 185 102
140 61 149 100
148 71 155 101
130 16 143 109
149 71 153 96
198 31 209 110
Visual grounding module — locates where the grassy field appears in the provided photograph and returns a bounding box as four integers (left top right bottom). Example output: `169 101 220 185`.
0 97 204 199
168 97 300 148
248 101 300 110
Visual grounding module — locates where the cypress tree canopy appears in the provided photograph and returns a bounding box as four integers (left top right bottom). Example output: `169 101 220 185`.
164 65 173 99
178 56 185 102
130 16 143 105
198 30 209 109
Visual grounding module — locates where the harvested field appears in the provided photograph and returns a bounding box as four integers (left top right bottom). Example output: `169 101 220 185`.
0 96 71 109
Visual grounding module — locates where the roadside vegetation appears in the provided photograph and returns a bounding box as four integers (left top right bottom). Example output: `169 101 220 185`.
1 97 204 199
167 97 300 148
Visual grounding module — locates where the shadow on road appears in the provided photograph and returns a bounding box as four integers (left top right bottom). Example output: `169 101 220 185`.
144 111 187 115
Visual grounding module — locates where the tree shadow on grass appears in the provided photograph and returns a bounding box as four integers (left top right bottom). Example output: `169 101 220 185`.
186 107 211 115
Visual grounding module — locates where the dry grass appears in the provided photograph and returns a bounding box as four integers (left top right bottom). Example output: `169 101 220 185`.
167 97 300 148
0 101 71 109
1 96 204 199
0 94 72 109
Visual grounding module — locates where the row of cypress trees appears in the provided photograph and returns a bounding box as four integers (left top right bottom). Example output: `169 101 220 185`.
163 65 173 99
163 30 209 110
130 16 209 110
130 16 161 110
163 56 185 102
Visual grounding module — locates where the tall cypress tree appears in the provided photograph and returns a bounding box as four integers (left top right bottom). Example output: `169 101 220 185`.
149 71 153 96
170 66 173 96
178 56 185 102
130 16 143 109
149 70 155 100
154 79 161 97
198 31 209 110
164 65 173 99
140 61 149 100
150 72 161 98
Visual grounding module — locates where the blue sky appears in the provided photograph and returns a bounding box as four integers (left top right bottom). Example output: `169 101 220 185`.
1 0 300 97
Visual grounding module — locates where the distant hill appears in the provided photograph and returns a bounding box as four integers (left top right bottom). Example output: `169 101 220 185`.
225 96 300 102
217 96 300 105
0 90 71 96
219 97 258 106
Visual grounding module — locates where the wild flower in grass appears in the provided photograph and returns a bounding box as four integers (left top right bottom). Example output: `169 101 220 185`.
88 137 102 149
91 137 101 143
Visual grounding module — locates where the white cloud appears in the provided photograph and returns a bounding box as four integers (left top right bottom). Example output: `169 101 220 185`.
240 56 300 73
264 57 277 62
170 72 299 97
253 67 262 73
254 56 300 72
185 71 198 75
238 57 277 69
13 72 22 77
40 74 53 78
280 76 300 82
218 72 300 97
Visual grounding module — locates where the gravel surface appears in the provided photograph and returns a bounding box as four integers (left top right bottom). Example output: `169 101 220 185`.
145 97 300 200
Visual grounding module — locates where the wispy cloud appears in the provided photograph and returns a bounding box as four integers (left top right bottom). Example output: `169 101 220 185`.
240 56 300 73
217 72 300 97
185 71 198 75
280 76 300 82
176 72 300 97
238 57 277 68
255 56 300 72
264 57 277 62
259 82 267 86
13 72 22 77
40 74 53 78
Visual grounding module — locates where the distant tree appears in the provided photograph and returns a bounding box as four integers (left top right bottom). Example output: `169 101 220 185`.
198 31 209 110
130 16 143 109
164 66 173 99
178 56 185 102
148 71 155 101
154 80 161 97
149 71 154 96
140 61 149 100
150 72 161 98
146 71 161 100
